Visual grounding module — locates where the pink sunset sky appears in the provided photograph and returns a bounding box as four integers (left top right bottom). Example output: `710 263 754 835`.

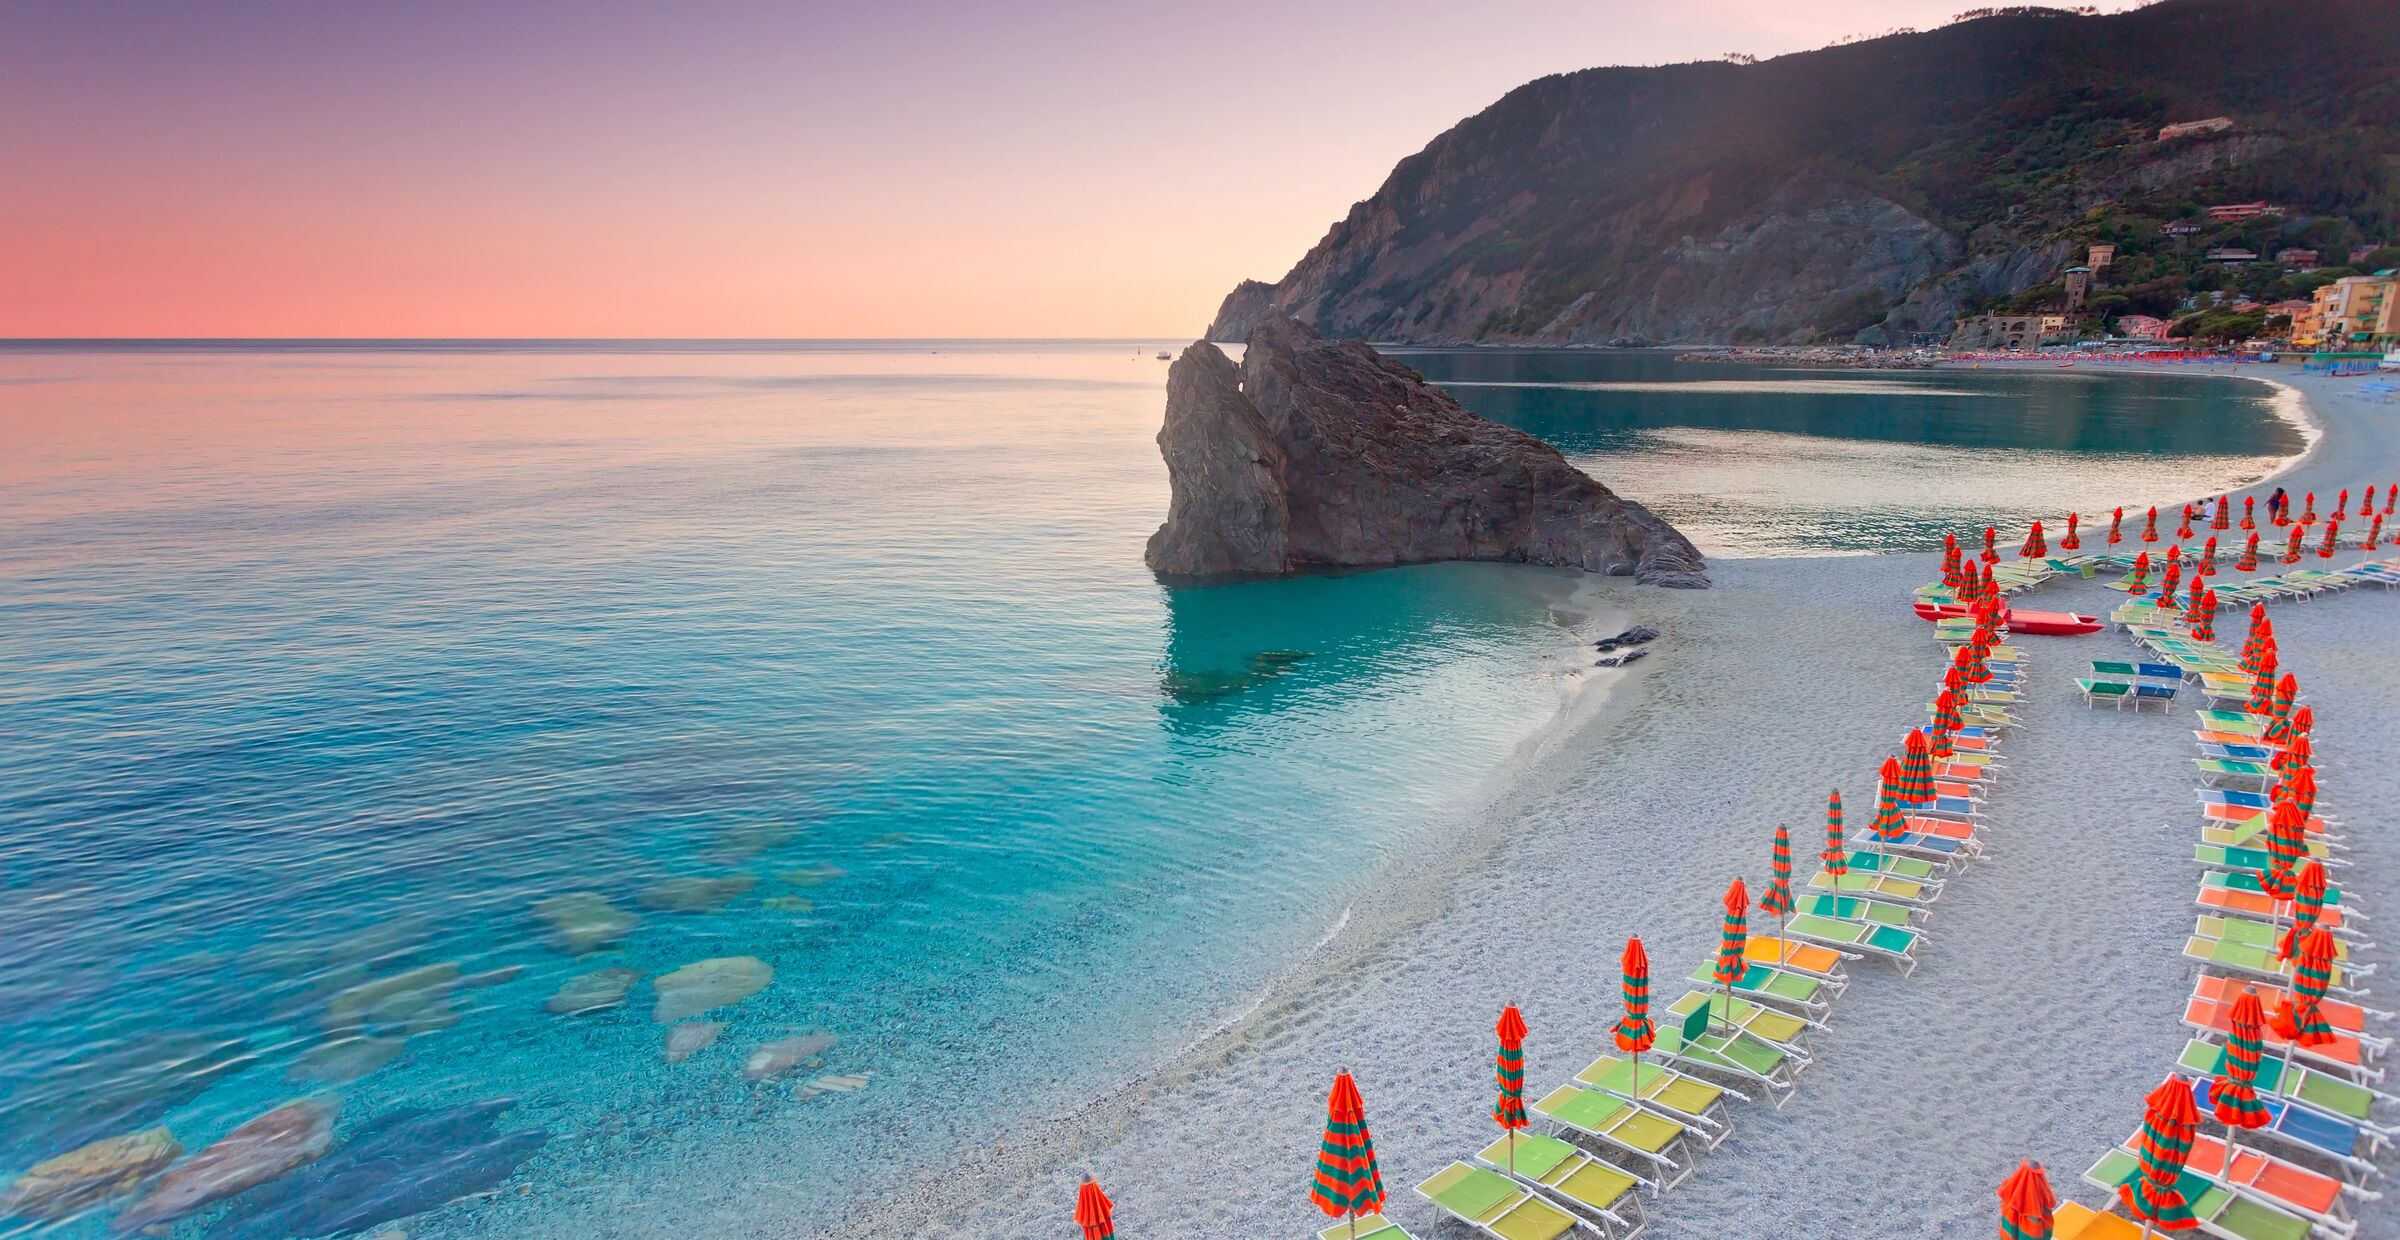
3 1 2105 338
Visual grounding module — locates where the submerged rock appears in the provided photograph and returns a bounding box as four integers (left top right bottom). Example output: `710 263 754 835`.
322 964 460 1036
530 893 638 956
774 865 845 887
545 968 638 1016
113 1099 337 1231
1 1127 181 1221
635 874 757 913
796 1072 872 1101
1144 314 1707 586
742 1032 837 1082
761 896 815 913
663 1022 725 1064
211 1100 539 1239
287 1035 408 1085
651 956 773 1023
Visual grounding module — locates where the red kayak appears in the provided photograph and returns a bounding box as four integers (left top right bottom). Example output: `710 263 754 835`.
1913 602 2103 636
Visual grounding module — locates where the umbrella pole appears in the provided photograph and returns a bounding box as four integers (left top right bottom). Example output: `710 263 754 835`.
1507 1127 1516 1177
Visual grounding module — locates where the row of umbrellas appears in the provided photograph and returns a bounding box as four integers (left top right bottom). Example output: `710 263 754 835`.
1955 483 2400 580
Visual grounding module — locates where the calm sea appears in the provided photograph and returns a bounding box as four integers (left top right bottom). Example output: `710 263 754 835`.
0 342 2295 1237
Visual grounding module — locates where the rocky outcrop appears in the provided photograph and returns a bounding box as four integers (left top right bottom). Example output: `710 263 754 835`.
114 1099 338 1231
1146 314 1706 587
2 1129 181 1221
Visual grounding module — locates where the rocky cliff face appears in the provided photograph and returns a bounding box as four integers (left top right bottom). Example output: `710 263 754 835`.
1145 314 1707 587
1208 0 2397 346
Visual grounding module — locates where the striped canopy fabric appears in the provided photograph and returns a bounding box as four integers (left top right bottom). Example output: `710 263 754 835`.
1821 791 1848 879
2212 989 2274 1131
2370 513 2386 550
1997 1159 2057 1240
2118 1076 2200 1232
2020 520 2046 559
2319 520 2342 558
2272 732 2310 773
2142 506 2160 542
1931 693 1963 758
1310 1072 1386 1222
2191 591 2217 643
1075 1176 1116 1240
2213 495 2231 530
2108 506 2125 544
2061 512 2081 550
1759 825 1795 919
1981 525 1999 563
2158 561 2183 605
1713 879 1749 986
2289 705 2314 740
2335 488 2349 520
2199 536 2219 576
2246 669 2276 715
2177 509 2195 541
1870 757 1908 844
1613 937 1654 1053
1493 1005 1529 1132
2241 496 2255 530
2281 524 2305 564
2271 928 2340 1048
2124 551 2150 595
2299 492 2317 523
2258 798 2306 901
2281 763 2317 817
1943 534 1964 587
1899 731 1935 804
2237 533 2260 572
2280 861 2328 961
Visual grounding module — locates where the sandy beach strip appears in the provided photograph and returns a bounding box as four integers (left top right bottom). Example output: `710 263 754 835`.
883 366 2398 1240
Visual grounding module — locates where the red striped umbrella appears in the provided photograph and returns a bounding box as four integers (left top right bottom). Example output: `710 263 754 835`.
2212 989 2273 1150
1310 1071 1386 1233
2198 536 2218 576
2142 506 2160 543
2125 551 2150 595
2176 506 2194 540
2334 488 2349 521
2388 482 2397 514
2317 520 2340 559
2289 705 2313 741
2190 590 2217 642
2299 492 2317 523
1076 1176 1116 1240
1900 730 1935 804
1821 791 1848 879
1982 526 1999 564
2021 521 2047 558
2263 674 2298 744
2237 532 2259 571
1493 1004 1528 1173
2245 668 2276 715
1712 879 1748 1034
2118 1076 2200 1233
2281 762 2316 817
1760 824 1795 928
1614 936 1655 1099
2281 525 2305 564
2158 560 2182 606
1943 534 1964 587
2259 797 2305 902
2108 506 2125 545
2279 861 2327 962
2269 927 2339 1049
2271 731 2308 773
1931 691 1964 758
2238 606 2269 671
1998 1159 2058 1240
2212 495 2231 530
2241 496 2255 530
2061 512 2082 550
1870 756 1907 844
2368 513 2384 551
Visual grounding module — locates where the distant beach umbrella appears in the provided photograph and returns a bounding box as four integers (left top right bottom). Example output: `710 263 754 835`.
1492 1004 1529 1174
2212 989 2274 1163
1614 936 1655 1057
2280 861 2328 963
2109 506 2125 545
2061 512 2081 550
2237 532 2260 571
1942 534 1964 586
2281 762 2316 817
2270 928 2340 1049
2142 506 2160 542
2190 590 2217 642
2157 560 2182 605
2186 574 2208 612
2165 542 2182 566
2124 551 2151 596
2245 667 2276 714
2299 492 2316 524
1076 1176 1116 1240
2333 488 2348 522
2317 520 2340 559
2272 731 2308 773
2281 525 2305 564
2176 506 2194 540
1900 730 1935 804
2118 1076 2201 1235
2212 495 2231 530
2259 797 2305 902
1981 525 1999 564
2367 514 2383 551
2198 536 2218 576
2240 496 2255 530
2020 520 2046 559
1712 879 1748 1034
2386 483 2396 514
1870 756 1908 844
2263 674 2298 744
2289 705 2313 741
1310 1071 1386 1236
1821 790 1847 880
1760 824 1795 931
1997 1159 2058 1240
2239 605 2270 668
1930 690 1964 757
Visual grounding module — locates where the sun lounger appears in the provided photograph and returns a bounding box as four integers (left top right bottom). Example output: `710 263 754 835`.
1530 1083 1696 1185
1740 936 1849 986
1414 1163 1587 1240
2177 1038 2397 1128
1666 989 1817 1048
1778 912 1920 974
2132 680 2181 710
1807 868 1938 905
2081 1150 2314 1240
2092 658 2184 681
2185 916 2368 994
1647 1001 1799 1102
2193 841 2339 874
2196 882 2356 933
1793 892 1922 928
2078 678 2136 708
2199 742 2275 762
1574 1054 1738 1145
2197 821 2351 869
1470 1134 1646 1237
2183 1074 2387 1176
2101 1130 2364 1237
2196 710 2269 737
2195 757 2275 789
2199 802 2338 841
1837 849 1944 881
1316 1215 1419 1240
2200 869 2349 912
2198 787 2274 811
1682 959 1831 1019
2052 1201 2147 1240
2187 996 2381 1080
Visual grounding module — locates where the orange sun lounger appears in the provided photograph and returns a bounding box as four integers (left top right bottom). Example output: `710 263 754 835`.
2176 1131 2347 1224
2197 883 2349 929
2187 995 2370 1071
1743 937 1846 980
2192 974 2370 1034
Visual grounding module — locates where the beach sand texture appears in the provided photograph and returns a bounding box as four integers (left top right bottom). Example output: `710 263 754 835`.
889 368 2400 1239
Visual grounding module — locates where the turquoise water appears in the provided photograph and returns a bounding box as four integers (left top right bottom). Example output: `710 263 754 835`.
0 343 2295 1237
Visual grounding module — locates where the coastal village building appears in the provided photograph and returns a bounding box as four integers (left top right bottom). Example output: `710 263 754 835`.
2087 243 2115 269
2302 273 2399 348
2114 315 2171 340
2163 222 2202 237
2205 247 2259 264
2275 248 2320 269
1953 313 2069 350
2062 266 2093 312
2157 116 2234 141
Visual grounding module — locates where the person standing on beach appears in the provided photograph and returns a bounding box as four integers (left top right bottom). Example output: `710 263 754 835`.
2268 487 2289 521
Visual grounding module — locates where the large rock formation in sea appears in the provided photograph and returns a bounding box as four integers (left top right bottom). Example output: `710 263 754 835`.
1208 0 2397 347
1144 314 1706 587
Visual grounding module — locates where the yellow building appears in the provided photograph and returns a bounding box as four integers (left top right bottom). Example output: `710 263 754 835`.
2307 273 2398 348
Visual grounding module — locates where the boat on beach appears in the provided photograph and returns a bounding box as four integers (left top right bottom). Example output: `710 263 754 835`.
1911 601 2104 636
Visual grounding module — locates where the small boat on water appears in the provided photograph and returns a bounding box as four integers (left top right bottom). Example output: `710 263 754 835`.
1911 602 2103 636
1156 351 1172 360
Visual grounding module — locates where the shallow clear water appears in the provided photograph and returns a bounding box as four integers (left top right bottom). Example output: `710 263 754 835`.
0 342 2295 1237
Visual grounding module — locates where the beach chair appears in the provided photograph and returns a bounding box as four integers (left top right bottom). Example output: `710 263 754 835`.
2195 757 2274 789
2132 680 2181 711
2186 994 2383 1081
1793 892 1923 928
2185 916 2369 994
2110 1128 2372 1236
2196 882 2358 935
2199 870 2349 913
2192 974 2386 1038
1471 1133 1647 1238
2197 787 2274 812
1414 1163 1589 1240
1573 1054 1737 1146
1806 867 1937 905
2195 710 2269 738
2077 677 2135 709
2051 1201 2147 1240
1664 991 1817 1052
1530 1083 1696 1187
1315 1215 1418 1240
2198 741 2275 763
1740 937 1850 987
1778 912 1920 974
2193 840 2340 874
2177 1039 2399 1133
1647 1001 1799 1103
2081 1150 2314 1240
2183 1074 2387 1179
1681 959 1831 1020
1838 849 1945 882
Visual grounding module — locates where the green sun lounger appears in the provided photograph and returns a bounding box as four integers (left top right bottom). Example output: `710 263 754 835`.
1665 990 1817 1051
2185 920 2358 991
1650 1001 1799 1101
1315 1214 1418 1240
2195 757 2273 787
1573 1054 1736 1146
2194 841 2333 873
1683 959 1827 1016
2201 869 2345 907
2198 915 2357 963
2077 678 2135 708
1794 892 1920 928
2195 710 2268 737
1780 913 1920 973
2177 1039 2386 1122
1840 849 1943 880
2082 1150 2312 1240
1530 1083 1693 1185
1807 868 1934 904
1471 1134 1645 1237
1414 1163 1581 1240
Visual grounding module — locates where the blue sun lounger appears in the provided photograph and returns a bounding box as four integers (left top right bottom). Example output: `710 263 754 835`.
2184 1076 2386 1177
2198 788 2273 810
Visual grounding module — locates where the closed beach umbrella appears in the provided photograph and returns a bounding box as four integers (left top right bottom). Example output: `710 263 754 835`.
2245 667 2276 715
2124 551 2151 596
2142 506 2159 543
2191 590 2217 643
1930 691 1963 757
1614 936 1655 1094
1900 730 1935 804
2212 990 2274 1164
2317 520 2340 559
2119 1076 2201 1234
2299 492 2316 524
2270 928 2340 1049
1943 533 1963 586
1998 1160 2058 1240
1076 1177 1116 1240
2289 705 2313 742
2263 674 2298 744
2241 496 2255 530
2281 525 2305 564
2259 798 2305 902
1821 790 1847 879
2109 506 2125 545
2387 483 2396 514
2021 521 2046 559
2272 731 2308 773
2368 513 2383 551
1492 1004 1529 1173
1982 525 1999 564
2281 762 2316 817
2237 532 2260 571
1712 879 1748 1033
2198 536 2218 576
2176 506 2194 540
2062 512 2081 550
1871 756 1908 844
2158 560 2182 605
2279 861 2327 962
2212 495 2231 530
1310 1071 1386 1236
2165 542 2182 568
2334 488 2348 521
1761 824 1796 930
2239 606 2270 672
